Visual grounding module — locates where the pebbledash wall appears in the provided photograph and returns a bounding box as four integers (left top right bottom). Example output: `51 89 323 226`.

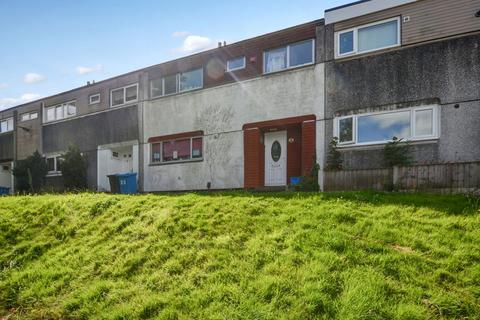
323 0 480 171
142 64 325 191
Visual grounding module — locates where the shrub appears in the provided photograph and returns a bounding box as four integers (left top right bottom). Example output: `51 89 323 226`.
298 156 320 191
383 137 413 167
12 151 48 193
61 145 88 191
326 137 343 170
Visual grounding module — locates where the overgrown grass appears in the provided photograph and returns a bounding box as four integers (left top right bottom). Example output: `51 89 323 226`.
0 191 479 319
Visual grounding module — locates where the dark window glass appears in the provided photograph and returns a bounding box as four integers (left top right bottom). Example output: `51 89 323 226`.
289 40 313 67
151 78 163 98
339 117 353 143
164 74 177 95
111 88 124 106
152 143 161 162
47 158 55 172
179 69 202 92
125 85 137 102
192 137 203 158
339 31 354 54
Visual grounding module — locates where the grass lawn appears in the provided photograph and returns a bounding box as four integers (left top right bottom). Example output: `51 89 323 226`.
0 191 479 319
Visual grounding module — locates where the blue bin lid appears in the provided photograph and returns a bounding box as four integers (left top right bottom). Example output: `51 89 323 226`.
116 172 137 177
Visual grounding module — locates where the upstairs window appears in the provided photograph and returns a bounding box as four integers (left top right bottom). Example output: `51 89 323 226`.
44 101 76 123
227 56 246 72
335 106 439 146
336 17 400 57
179 68 203 92
151 135 203 164
0 117 13 133
110 84 138 107
20 112 38 122
89 93 100 105
150 68 203 98
164 74 178 96
264 39 314 74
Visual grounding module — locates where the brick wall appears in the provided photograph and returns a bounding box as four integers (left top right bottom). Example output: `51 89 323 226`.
244 128 264 189
301 121 317 176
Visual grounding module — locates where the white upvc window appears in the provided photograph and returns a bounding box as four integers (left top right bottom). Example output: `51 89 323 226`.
89 93 100 105
334 105 439 146
110 83 138 107
336 17 401 58
46 155 64 175
43 101 77 123
0 117 14 133
264 39 315 74
20 112 39 122
150 68 203 98
227 56 246 72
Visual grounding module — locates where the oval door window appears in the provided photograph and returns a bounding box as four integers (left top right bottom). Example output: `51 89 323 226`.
271 141 281 162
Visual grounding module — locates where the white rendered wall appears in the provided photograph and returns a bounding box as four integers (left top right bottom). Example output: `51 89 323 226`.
143 64 325 192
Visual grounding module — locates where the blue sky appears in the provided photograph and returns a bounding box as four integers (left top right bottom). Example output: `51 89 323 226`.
0 0 351 110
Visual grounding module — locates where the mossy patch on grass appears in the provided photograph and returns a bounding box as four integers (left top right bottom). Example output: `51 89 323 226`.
0 191 479 319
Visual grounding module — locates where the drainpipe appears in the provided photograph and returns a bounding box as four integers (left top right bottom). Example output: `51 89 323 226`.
12 110 18 193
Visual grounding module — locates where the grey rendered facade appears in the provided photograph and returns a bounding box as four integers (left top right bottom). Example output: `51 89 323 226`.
323 0 480 172
0 0 479 193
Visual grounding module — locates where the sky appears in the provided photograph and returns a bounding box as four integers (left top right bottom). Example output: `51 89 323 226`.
0 0 352 110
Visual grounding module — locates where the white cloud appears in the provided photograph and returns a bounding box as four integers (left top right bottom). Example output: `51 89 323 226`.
24 73 46 84
0 83 8 90
0 93 41 110
76 64 103 75
176 35 215 53
172 31 190 38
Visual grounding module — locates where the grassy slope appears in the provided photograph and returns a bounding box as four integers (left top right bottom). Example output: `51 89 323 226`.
0 192 479 320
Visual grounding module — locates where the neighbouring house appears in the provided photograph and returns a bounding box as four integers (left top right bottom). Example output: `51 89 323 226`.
323 0 480 191
0 0 478 193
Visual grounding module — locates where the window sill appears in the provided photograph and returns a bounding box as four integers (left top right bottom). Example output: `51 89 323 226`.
263 62 315 76
149 158 203 166
334 44 401 61
226 67 246 73
337 138 439 150
46 172 62 177
150 87 203 100
110 100 138 108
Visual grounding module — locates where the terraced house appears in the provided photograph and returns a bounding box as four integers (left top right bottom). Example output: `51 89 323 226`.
0 0 479 193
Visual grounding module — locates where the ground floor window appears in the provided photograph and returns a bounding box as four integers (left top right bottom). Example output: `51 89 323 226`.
151 136 203 164
335 105 439 146
46 155 64 175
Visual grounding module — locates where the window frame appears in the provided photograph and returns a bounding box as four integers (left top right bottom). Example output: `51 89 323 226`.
46 154 64 176
263 39 315 74
226 56 246 72
178 68 204 93
150 135 204 165
150 68 204 99
20 112 39 122
0 117 14 133
334 106 439 147
335 16 401 58
89 93 101 105
110 83 138 108
43 100 77 123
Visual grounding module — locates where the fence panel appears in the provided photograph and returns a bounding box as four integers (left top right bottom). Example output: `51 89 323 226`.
324 162 480 193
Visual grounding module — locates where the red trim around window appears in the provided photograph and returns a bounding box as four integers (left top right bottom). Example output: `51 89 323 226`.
148 130 204 143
